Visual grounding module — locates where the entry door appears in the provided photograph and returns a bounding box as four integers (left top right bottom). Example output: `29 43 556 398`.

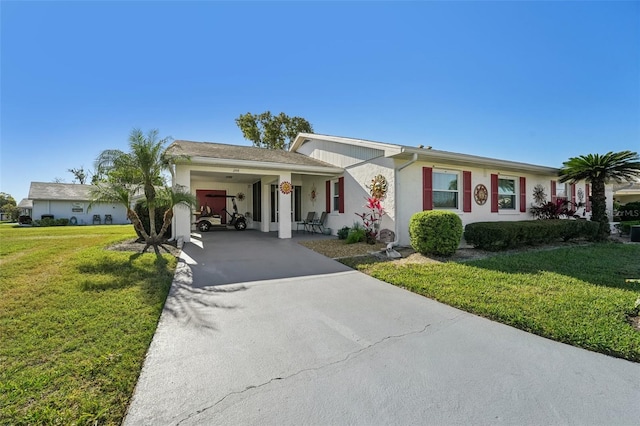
196 190 227 224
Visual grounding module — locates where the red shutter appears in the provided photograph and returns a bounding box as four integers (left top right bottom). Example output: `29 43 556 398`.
570 183 576 205
491 174 499 213
326 180 331 212
422 167 433 211
585 183 591 212
463 171 472 212
338 177 345 213
551 180 557 203
519 177 527 212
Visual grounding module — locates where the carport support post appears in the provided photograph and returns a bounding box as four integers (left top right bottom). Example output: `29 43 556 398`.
260 179 270 233
278 172 292 239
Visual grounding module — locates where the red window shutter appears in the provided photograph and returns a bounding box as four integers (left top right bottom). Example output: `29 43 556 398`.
551 180 557 203
570 183 576 205
422 167 433 211
585 183 591 212
338 177 345 213
491 174 499 213
519 177 527 212
463 171 472 212
326 180 331 212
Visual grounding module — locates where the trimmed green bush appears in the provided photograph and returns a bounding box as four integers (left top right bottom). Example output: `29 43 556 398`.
615 220 640 235
464 220 599 250
337 226 350 240
346 227 365 244
615 202 640 222
409 210 463 257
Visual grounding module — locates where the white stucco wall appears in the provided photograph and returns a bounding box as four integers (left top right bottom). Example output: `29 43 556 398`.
32 200 128 225
296 139 384 168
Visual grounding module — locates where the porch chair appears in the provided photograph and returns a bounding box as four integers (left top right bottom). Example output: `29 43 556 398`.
296 212 316 233
311 211 328 234
104 214 113 225
92 214 101 225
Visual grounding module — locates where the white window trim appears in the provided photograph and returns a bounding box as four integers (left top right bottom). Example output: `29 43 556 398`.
498 175 519 214
331 179 340 214
432 169 461 211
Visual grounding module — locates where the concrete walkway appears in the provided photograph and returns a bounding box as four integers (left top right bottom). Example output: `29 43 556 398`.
125 230 640 425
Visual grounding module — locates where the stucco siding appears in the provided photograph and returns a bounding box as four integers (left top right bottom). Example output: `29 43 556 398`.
296 139 384 168
394 161 606 246
32 200 128 225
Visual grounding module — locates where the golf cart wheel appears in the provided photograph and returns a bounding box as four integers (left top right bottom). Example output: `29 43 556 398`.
198 221 211 232
235 220 247 231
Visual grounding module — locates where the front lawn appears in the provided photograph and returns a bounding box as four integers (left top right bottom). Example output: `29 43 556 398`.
342 243 640 362
0 224 176 425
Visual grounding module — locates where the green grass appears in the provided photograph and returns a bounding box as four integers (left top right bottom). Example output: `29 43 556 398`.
343 243 640 362
0 224 177 425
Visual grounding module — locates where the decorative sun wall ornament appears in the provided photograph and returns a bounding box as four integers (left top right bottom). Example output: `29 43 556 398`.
532 184 547 205
309 184 317 204
236 192 245 201
368 174 388 199
474 184 488 205
279 181 292 195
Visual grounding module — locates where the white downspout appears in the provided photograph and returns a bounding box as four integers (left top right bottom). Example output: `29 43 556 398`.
387 153 418 257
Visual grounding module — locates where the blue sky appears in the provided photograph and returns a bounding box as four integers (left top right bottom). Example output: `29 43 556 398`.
1 1 639 201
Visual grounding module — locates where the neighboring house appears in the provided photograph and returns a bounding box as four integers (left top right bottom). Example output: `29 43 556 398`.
28 182 129 225
18 198 33 217
168 134 612 245
613 180 640 204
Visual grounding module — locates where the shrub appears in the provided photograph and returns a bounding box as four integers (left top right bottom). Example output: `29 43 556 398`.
464 220 599 250
134 201 171 239
409 211 462 257
615 220 640 235
615 202 640 222
337 226 350 240
346 227 366 244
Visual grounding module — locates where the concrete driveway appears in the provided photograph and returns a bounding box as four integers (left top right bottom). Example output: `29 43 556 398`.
125 230 640 425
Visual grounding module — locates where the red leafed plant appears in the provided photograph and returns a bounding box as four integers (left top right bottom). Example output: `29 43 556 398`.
356 197 385 244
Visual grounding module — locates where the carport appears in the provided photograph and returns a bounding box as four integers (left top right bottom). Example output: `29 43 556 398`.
166 140 343 244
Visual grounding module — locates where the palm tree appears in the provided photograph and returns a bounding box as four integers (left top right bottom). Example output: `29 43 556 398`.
91 129 194 255
558 150 640 240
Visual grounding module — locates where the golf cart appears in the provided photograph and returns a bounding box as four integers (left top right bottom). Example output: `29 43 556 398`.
195 194 247 232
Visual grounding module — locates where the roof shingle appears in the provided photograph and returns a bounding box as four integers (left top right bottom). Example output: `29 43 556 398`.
166 140 336 168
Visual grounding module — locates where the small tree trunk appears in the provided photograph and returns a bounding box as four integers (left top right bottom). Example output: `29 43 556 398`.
157 208 174 241
590 179 610 241
128 208 151 241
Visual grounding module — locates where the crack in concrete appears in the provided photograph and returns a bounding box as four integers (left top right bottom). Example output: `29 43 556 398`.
175 315 466 425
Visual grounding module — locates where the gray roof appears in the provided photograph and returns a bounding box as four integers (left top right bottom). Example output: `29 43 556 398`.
167 140 337 168
28 182 94 201
17 198 33 208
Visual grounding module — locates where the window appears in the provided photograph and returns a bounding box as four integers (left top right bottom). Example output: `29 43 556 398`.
252 181 261 221
498 178 516 210
327 178 344 213
556 181 567 200
333 180 340 211
433 171 459 209
292 185 301 222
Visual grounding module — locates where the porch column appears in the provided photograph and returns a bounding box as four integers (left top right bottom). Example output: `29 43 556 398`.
173 166 191 243
278 172 292 239
260 178 270 233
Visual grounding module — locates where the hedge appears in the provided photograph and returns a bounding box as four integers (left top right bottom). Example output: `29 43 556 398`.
409 210 463 257
464 220 599 251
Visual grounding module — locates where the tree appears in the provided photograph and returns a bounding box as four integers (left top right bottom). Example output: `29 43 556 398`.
90 128 195 256
235 111 313 150
558 150 640 241
0 192 18 221
68 167 88 184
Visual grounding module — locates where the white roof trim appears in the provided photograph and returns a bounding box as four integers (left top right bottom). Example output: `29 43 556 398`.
399 147 559 175
291 133 558 174
291 133 403 156
184 156 344 175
